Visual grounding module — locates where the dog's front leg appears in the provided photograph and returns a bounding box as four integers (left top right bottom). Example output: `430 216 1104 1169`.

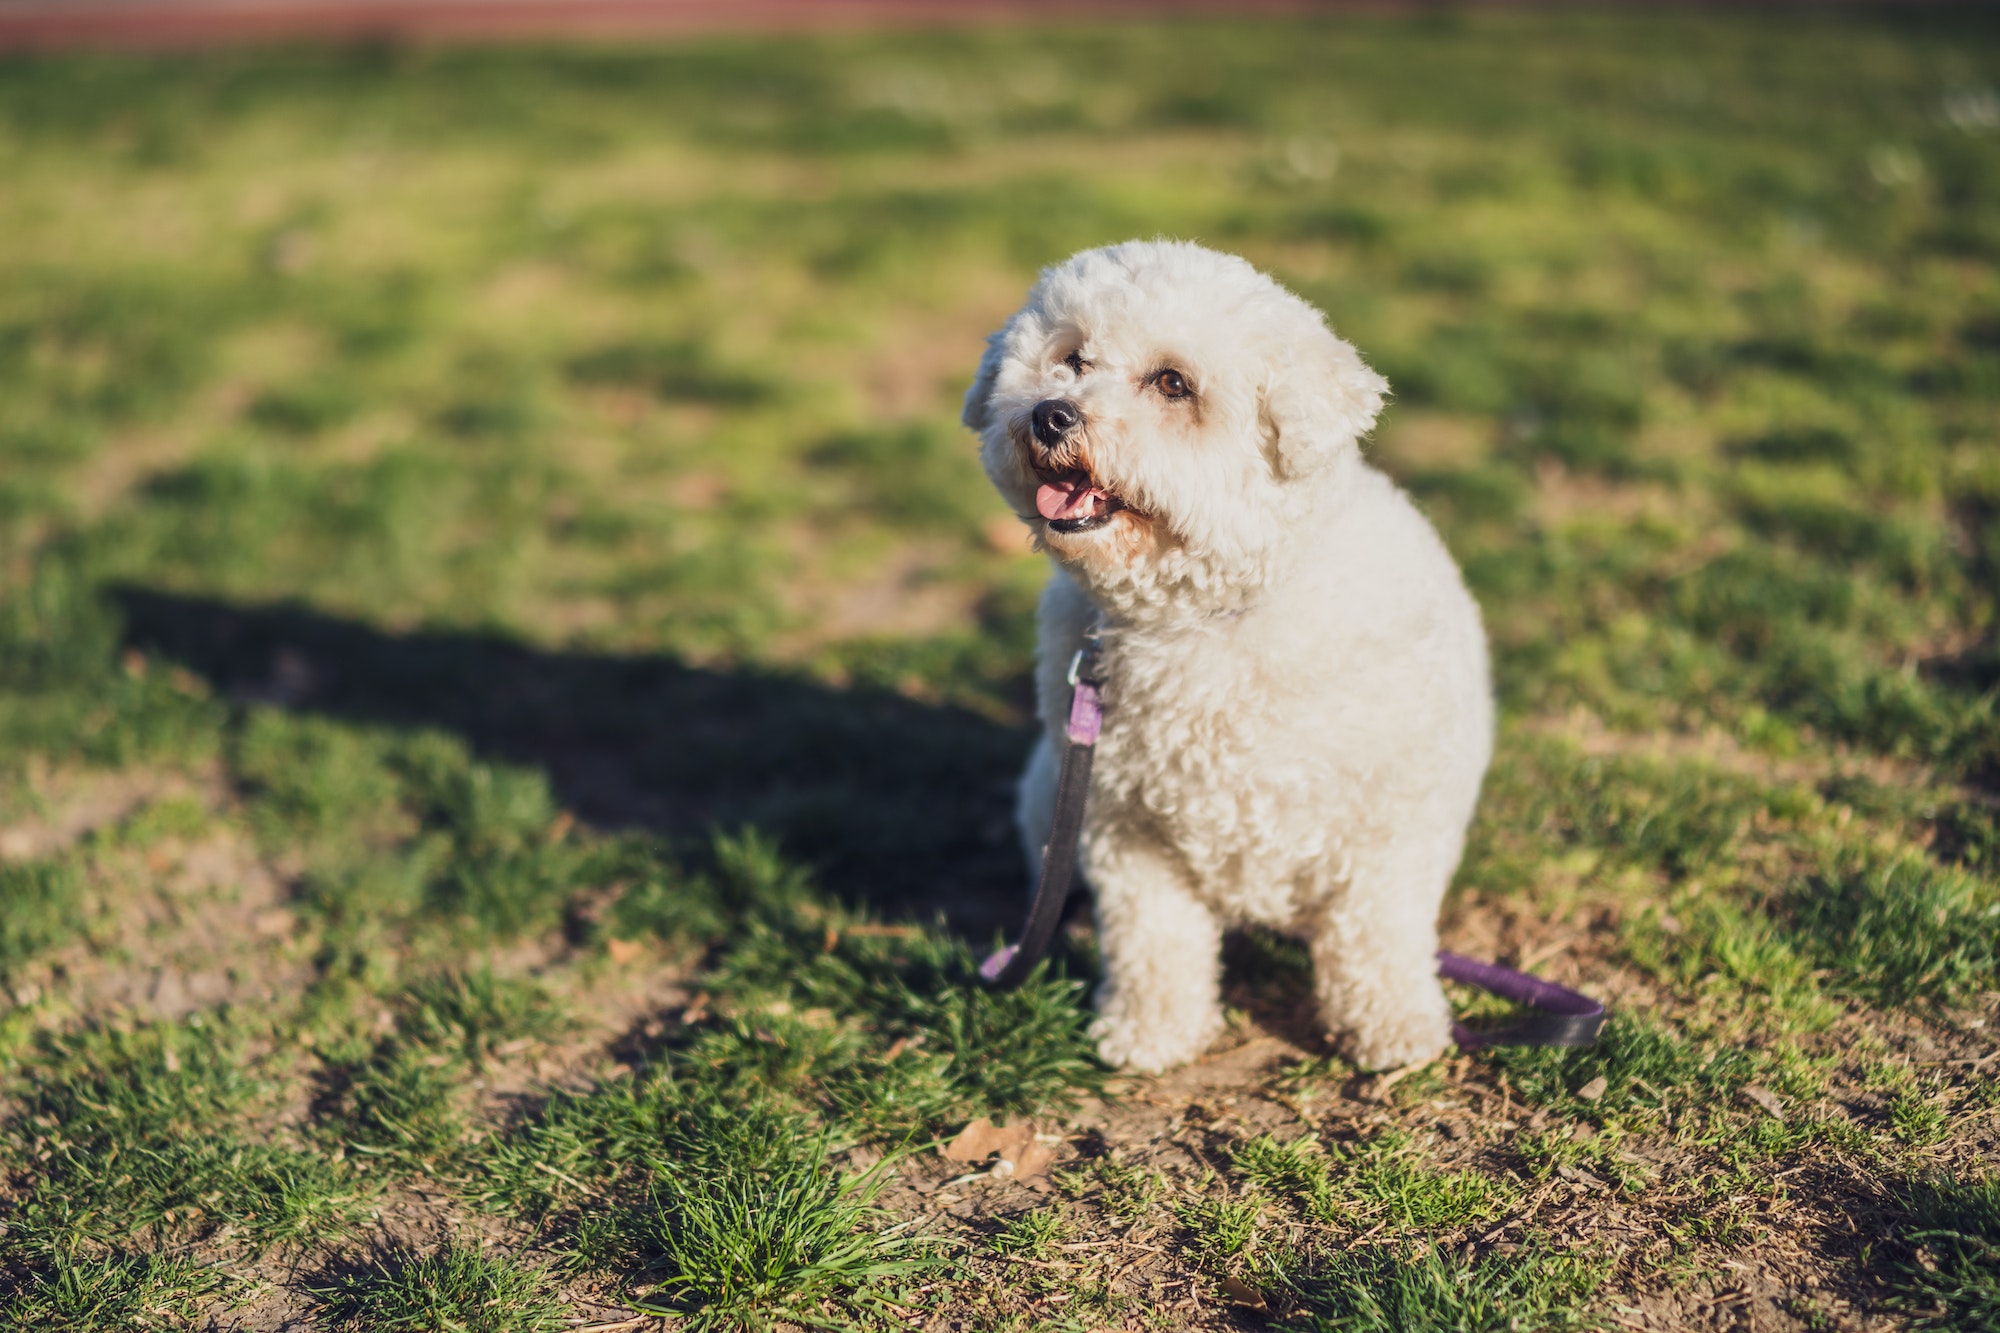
1309 860 1454 1071
1086 837 1225 1073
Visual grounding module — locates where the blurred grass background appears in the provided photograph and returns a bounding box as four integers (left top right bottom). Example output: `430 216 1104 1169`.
5 11 1997 746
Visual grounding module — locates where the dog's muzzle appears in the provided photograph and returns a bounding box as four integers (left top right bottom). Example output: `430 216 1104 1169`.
1024 397 1123 532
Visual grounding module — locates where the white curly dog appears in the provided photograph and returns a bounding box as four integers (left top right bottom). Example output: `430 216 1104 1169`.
964 240 1493 1073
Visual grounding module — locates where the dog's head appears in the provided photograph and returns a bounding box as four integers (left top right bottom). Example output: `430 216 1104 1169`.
964 241 1387 613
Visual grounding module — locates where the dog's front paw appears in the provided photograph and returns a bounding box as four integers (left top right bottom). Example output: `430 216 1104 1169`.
1090 997 1224 1074
1344 1008 1452 1073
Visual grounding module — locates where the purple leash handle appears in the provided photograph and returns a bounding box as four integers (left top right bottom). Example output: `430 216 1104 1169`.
1438 949 1606 1050
977 943 1018 985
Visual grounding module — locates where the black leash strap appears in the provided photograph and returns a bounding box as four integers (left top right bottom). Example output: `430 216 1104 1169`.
978 636 1605 1051
979 636 1102 990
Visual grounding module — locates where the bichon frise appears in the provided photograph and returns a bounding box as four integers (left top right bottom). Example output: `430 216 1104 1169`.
964 240 1493 1073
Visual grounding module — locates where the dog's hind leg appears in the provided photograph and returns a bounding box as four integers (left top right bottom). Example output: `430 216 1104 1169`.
1309 845 1455 1071
1086 837 1226 1073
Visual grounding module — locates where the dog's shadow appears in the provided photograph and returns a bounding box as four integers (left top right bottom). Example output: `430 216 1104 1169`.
1219 929 1330 1053
114 587 1036 937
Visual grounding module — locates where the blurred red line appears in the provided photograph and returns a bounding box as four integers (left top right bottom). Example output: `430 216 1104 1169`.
0 0 1370 51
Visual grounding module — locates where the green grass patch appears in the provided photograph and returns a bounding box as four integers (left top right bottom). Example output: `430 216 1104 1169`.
312 1245 568 1333
0 1249 228 1333
324 1042 470 1172
1055 1155 1164 1228
1482 1012 1760 1125
685 831 1104 1136
1787 854 2000 1006
0 1019 370 1315
588 1096 933 1330
1176 1192 1266 1267
1272 1241 1606 1333
318 970 567 1176
1634 850 2000 1015
0 858 86 976
403 967 567 1065
991 1206 1068 1259
1233 1130 1514 1233
1234 1134 1342 1225
1886 1173 2000 1330
1459 735 1822 912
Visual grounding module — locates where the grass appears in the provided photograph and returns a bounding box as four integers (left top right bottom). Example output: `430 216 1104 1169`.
311 1245 568 1333
536 1092 935 1331
1788 855 2000 1006
992 1206 1068 1259
1 1022 370 1254
0 7 1995 1329
1055 1155 1164 1227
1233 1129 1514 1233
1275 1242 1608 1333
0 858 85 976
1886 1173 2000 1330
0 1250 227 1333
1176 1192 1267 1267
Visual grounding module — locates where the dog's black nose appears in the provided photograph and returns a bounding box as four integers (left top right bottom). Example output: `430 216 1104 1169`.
1032 398 1081 447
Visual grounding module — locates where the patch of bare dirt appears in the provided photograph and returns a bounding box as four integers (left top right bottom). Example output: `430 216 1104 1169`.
0 766 319 1020
0 759 215 865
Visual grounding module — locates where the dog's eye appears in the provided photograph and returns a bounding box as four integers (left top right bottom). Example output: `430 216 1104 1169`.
1062 351 1089 375
1155 369 1192 400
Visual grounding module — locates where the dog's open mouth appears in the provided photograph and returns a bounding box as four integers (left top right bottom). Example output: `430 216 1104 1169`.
1035 470 1125 533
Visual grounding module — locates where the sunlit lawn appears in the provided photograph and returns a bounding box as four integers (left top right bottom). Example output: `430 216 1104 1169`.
0 9 1996 1330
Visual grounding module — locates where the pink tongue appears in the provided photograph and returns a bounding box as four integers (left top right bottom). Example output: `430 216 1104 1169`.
1036 476 1110 522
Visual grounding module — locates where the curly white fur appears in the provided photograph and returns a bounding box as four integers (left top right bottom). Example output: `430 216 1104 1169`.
965 240 1493 1072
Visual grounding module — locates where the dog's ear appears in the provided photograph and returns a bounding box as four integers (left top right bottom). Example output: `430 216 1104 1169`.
961 329 1007 432
1260 323 1388 477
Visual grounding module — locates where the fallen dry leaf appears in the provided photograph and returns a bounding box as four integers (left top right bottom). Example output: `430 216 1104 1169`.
944 1118 1055 1183
1576 1075 1609 1102
1221 1276 1269 1311
945 1117 1018 1162
1742 1085 1785 1121
991 1141 1057 1181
